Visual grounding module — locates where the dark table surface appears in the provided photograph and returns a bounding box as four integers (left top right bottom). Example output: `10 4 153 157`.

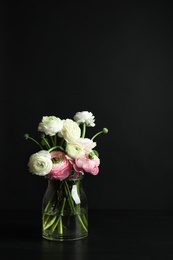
1 209 173 260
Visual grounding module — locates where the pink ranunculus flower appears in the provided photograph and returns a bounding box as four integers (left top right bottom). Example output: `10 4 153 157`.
75 154 100 175
47 151 72 180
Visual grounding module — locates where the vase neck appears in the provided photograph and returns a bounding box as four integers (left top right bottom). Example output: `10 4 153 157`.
47 172 84 184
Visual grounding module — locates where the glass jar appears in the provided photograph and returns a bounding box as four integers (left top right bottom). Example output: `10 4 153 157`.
42 173 88 241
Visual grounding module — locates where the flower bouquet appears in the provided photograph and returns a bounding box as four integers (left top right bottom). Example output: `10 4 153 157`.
24 111 108 241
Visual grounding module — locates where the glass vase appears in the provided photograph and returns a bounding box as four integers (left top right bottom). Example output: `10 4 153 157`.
42 173 88 241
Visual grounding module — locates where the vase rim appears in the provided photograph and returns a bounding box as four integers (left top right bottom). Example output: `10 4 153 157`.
46 171 84 182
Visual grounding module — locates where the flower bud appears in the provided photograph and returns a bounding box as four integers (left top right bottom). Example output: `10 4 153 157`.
88 151 95 159
24 134 29 139
103 128 108 134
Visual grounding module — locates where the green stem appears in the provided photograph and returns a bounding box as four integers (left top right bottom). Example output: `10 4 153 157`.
58 216 63 234
77 215 88 232
91 130 103 140
81 213 88 228
49 216 61 234
59 197 66 234
63 180 88 232
42 136 51 149
43 215 57 230
48 197 66 235
81 123 86 138
51 135 56 146
63 181 75 211
61 197 66 214
42 185 57 230
59 138 65 147
25 136 43 149
48 145 65 152
91 128 108 140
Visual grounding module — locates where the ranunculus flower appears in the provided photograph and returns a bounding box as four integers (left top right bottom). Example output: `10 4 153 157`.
58 119 81 143
28 150 52 176
75 154 100 175
48 151 72 180
77 138 96 153
73 111 95 127
66 142 85 159
38 116 63 136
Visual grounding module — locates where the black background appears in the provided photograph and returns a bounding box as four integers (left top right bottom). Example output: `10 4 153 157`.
1 0 173 210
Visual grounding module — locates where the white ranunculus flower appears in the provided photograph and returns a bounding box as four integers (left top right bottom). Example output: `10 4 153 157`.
28 150 52 176
73 111 95 127
66 142 85 159
58 119 81 143
38 116 63 136
77 138 96 152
